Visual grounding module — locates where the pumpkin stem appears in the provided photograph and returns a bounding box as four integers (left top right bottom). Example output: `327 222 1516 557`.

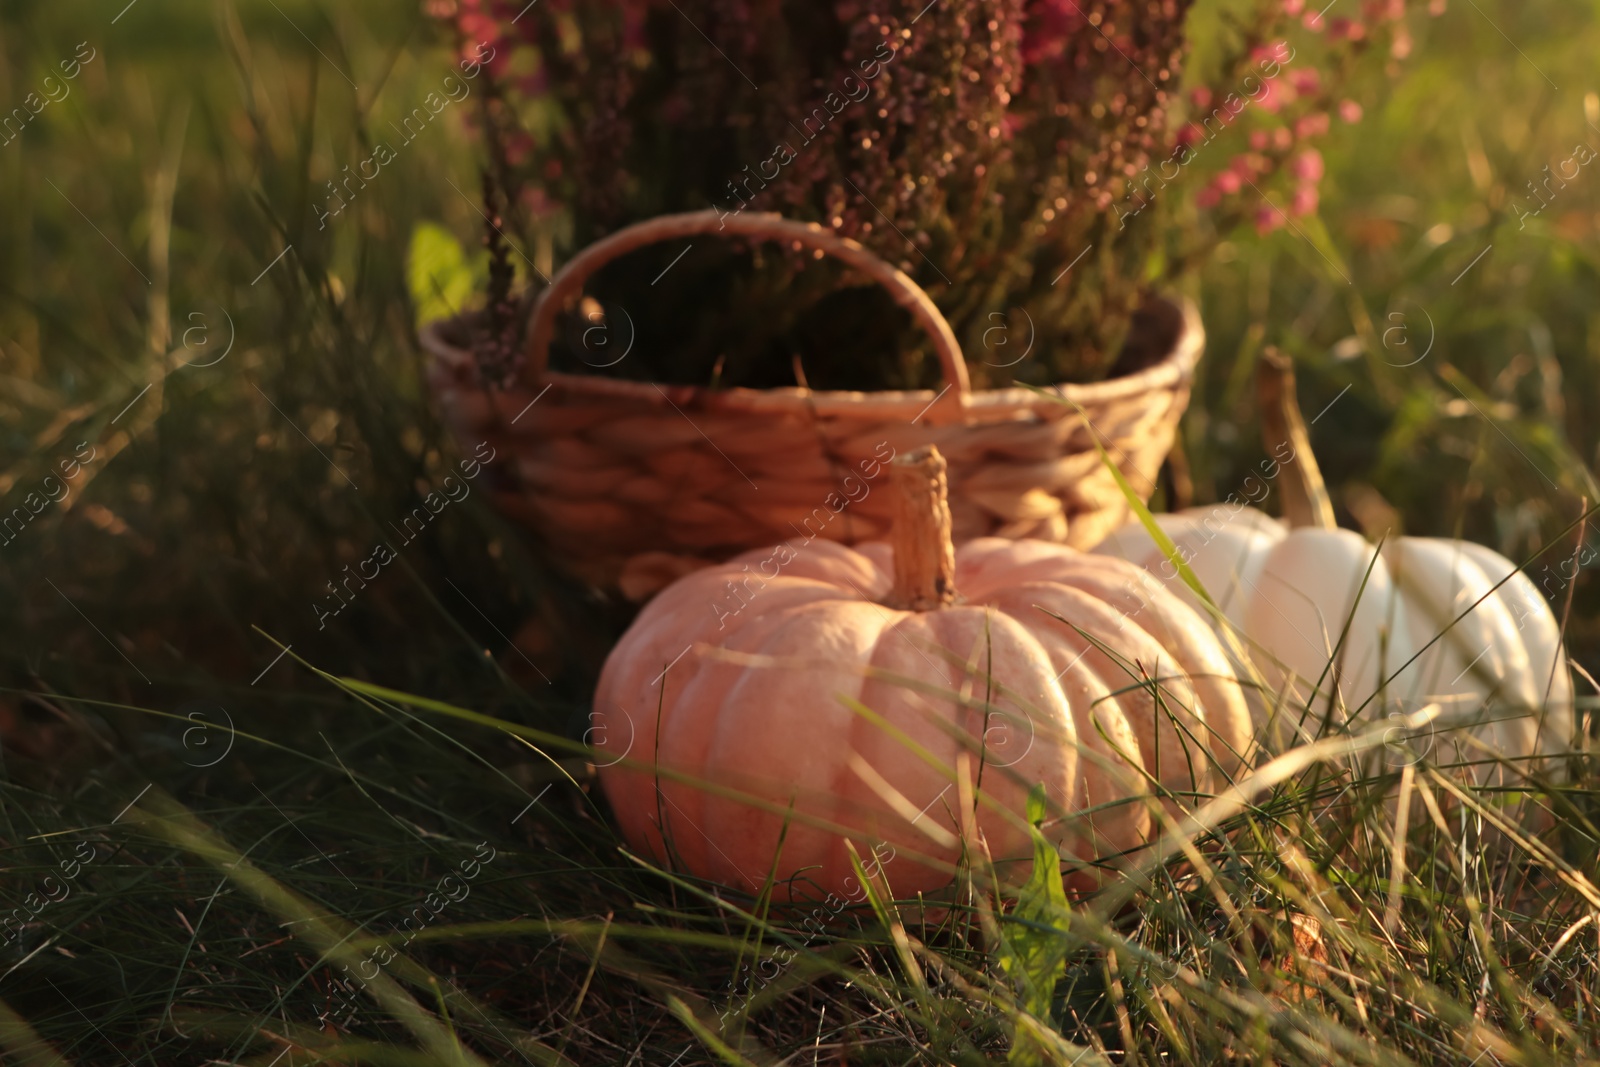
888 445 959 610
1257 348 1337 530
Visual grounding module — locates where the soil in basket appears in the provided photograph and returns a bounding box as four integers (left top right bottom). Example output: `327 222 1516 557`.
535 239 1161 393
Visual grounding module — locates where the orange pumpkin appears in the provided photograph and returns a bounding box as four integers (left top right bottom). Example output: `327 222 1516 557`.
592 446 1253 901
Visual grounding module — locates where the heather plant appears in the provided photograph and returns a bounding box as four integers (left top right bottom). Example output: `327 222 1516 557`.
434 0 1428 391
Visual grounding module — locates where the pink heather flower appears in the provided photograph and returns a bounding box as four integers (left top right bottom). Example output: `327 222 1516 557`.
1176 124 1202 148
1196 185 1223 209
1256 78 1283 113
661 92 693 124
1303 9 1326 31
1295 112 1332 139
1291 186 1320 216
1273 126 1293 150
618 4 649 51
1191 87 1214 109
1364 0 1405 19
1290 70 1321 96
1022 0 1089 65
1283 0 1306 13
1289 148 1325 183
505 131 534 166
1216 170 1243 195
1232 152 1269 178
1256 204 1284 234
457 12 497 40
1327 17 1366 41
1251 42 1292 70
1429 0 1447 13
520 185 558 219
1250 130 1270 151
1391 27 1413 59
1339 99 1365 123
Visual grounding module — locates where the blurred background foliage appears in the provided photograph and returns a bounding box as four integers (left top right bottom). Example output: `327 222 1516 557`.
0 0 1598 1061
1173 0 1600 660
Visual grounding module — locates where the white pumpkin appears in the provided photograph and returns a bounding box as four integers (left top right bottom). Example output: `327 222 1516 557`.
1094 354 1575 783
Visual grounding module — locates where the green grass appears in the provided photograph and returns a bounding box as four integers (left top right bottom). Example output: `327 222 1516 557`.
1 0 1598 1064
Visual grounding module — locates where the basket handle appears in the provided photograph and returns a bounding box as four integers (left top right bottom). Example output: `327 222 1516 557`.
524 209 970 417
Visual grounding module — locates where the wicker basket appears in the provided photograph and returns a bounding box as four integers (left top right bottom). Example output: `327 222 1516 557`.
421 210 1201 599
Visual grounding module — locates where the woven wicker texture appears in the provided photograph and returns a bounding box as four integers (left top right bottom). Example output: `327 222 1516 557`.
421 210 1200 599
